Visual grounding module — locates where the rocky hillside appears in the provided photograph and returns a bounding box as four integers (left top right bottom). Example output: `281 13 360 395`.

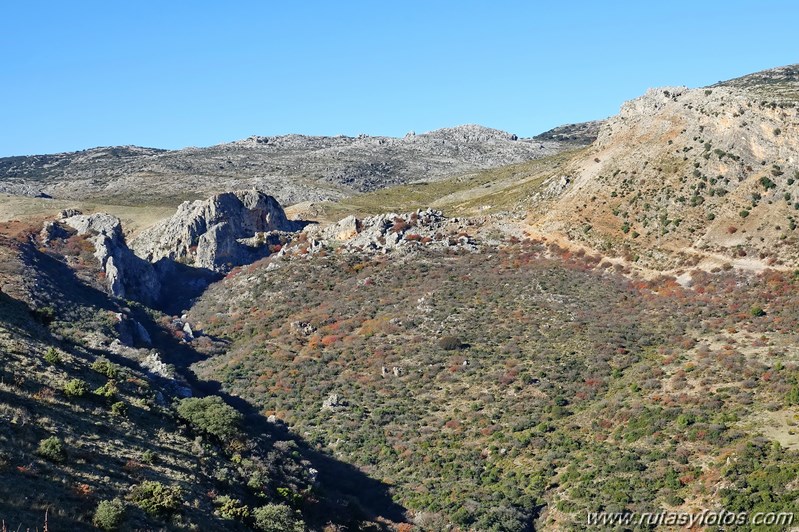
510 64 799 269
0 125 590 207
0 217 401 531
187 229 799 530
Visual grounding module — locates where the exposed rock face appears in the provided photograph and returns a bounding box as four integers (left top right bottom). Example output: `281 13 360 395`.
60 212 161 305
533 120 605 145
132 189 302 271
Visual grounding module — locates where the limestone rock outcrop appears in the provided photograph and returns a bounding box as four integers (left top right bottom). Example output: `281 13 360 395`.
131 190 302 272
301 208 479 255
60 212 161 306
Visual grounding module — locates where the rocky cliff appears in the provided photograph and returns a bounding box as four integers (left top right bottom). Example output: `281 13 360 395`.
54 211 162 305
131 189 302 271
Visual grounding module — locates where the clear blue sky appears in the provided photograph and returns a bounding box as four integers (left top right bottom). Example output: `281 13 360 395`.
1 1 797 156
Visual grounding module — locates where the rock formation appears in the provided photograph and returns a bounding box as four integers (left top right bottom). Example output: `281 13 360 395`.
132 189 303 271
59 212 161 306
301 208 479 255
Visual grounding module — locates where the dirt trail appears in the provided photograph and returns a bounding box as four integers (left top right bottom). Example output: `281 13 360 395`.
501 221 790 284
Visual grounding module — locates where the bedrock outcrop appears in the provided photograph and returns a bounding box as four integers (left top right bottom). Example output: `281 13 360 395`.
131 189 303 272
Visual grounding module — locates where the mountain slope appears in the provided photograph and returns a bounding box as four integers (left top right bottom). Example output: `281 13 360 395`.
186 232 799 529
0 219 400 530
0 125 590 208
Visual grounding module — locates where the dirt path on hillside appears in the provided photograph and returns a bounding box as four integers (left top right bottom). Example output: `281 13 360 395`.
500 221 790 285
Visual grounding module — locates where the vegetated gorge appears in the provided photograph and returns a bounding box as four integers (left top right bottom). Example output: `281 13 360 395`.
0 64 798 531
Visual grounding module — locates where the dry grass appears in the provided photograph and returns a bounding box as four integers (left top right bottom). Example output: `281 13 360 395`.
0 194 176 237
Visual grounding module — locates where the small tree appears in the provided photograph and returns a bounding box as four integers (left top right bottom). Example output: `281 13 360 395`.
44 347 62 365
176 396 243 440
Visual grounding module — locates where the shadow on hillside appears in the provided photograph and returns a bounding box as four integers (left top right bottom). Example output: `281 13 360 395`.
119 262 407 526
148 219 314 315
141 315 408 527
152 259 223 315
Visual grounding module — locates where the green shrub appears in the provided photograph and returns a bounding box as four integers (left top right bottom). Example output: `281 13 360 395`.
110 401 127 417
739 210 750 218
176 396 243 440
787 386 799 406
750 305 766 317
214 495 250 520
92 357 119 379
43 347 62 365
93 499 125 531
253 503 304 532
142 449 157 464
94 381 119 399
37 436 66 462
760 176 776 190
63 379 88 398
128 481 182 517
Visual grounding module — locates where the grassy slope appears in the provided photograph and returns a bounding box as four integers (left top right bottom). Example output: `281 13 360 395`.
0 193 178 238
300 149 583 223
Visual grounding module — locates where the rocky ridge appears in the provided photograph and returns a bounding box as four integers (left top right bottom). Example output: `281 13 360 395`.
526 66 799 268
299 208 480 255
0 124 594 205
42 210 163 306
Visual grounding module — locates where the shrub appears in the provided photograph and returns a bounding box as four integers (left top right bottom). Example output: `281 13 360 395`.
253 503 304 532
214 495 250 520
142 450 157 464
176 396 243 440
110 401 127 417
92 357 119 379
93 499 125 531
37 436 66 462
760 176 776 190
750 305 766 317
43 347 62 365
438 336 465 351
94 381 119 399
63 379 88 398
128 481 182 517
787 386 799 406
739 210 750 218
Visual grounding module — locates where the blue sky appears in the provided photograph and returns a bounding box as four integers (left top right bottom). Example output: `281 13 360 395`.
1 1 797 156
